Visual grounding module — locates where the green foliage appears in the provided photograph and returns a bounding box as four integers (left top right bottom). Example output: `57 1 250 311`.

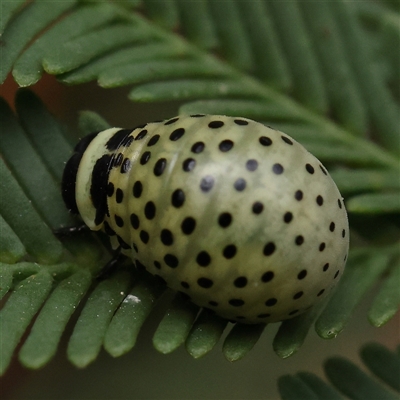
278 342 400 399
0 0 399 392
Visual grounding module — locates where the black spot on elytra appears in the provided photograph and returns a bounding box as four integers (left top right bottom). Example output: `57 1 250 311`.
183 158 196 172
198 277 213 288
219 140 234 152
169 128 185 141
120 158 131 173
147 135 160 146
229 299 244 306
273 163 284 174
261 271 274 282
223 244 237 259
140 230 149 244
218 213 232 228
252 202 264 214
234 178 246 191
263 242 276 256
130 213 139 229
133 181 143 198
298 270 307 280
259 136 272 146
196 251 211 267
265 298 277 306
306 164 314 174
172 189 185 207
113 153 123 167
154 158 167 176
164 117 179 125
246 159 258 171
234 119 248 126
116 188 124 203
164 254 179 268
181 217 196 235
233 276 247 287
144 201 156 220
191 142 205 154
295 190 303 201
208 120 224 129
135 129 148 140
161 229 174 246
140 151 151 165
200 176 214 192
281 136 293 145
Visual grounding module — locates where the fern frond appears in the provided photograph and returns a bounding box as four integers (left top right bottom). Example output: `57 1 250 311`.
0 158 63 263
315 247 397 339
18 268 92 370
0 0 399 378
278 342 400 400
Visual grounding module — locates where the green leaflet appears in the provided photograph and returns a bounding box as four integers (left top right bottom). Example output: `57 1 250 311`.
185 310 228 359
368 258 400 327
104 274 166 357
60 43 187 85
0 215 26 264
0 97 72 229
296 372 343 400
0 159 63 264
15 90 73 182
43 24 154 75
278 375 321 400
0 269 54 375
176 0 218 50
361 342 400 393
153 293 199 354
222 323 266 362
299 2 367 136
0 0 77 83
129 79 257 102
325 357 399 400
142 0 179 29
315 249 392 338
280 343 400 399
0 0 398 382
330 169 400 194
267 1 328 112
336 2 400 152
236 0 291 90
207 1 254 71
273 300 328 359
180 99 300 121
0 0 26 36
19 268 92 369
347 193 400 214
67 270 133 368
78 111 112 135
12 3 121 87
98 59 227 88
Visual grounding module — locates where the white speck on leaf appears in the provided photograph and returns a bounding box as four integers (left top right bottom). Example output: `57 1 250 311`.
123 294 141 305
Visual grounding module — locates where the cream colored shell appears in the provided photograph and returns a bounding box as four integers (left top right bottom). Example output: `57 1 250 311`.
74 115 349 323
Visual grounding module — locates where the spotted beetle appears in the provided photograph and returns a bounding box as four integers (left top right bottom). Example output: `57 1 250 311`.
62 115 349 323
